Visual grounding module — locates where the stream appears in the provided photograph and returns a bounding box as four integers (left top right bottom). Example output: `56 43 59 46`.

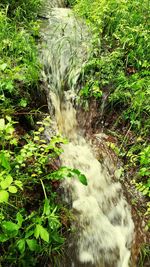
39 1 135 266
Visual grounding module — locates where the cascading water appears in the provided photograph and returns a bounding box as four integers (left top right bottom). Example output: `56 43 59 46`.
40 1 135 266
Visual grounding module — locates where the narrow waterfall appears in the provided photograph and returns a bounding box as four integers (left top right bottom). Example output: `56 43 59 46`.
40 1 135 267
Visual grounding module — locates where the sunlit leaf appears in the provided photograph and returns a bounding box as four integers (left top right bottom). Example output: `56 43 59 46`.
8 186 18 193
0 190 9 203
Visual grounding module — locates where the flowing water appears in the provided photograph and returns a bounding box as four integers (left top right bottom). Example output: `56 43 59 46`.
40 1 135 266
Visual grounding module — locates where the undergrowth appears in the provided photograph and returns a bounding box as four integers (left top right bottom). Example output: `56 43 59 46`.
0 115 87 266
74 0 150 203
0 1 88 266
0 0 41 113
71 0 150 261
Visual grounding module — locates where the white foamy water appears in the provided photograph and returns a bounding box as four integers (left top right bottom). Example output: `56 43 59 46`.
40 2 134 266
57 101 134 267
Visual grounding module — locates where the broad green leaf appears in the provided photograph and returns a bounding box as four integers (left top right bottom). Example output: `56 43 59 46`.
0 233 9 242
2 221 19 232
17 239 26 254
25 230 34 238
34 224 49 242
0 190 9 203
0 175 13 189
39 225 49 243
0 152 10 170
26 239 39 251
8 186 18 193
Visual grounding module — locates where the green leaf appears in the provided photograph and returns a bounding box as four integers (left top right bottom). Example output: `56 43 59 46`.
0 119 5 130
19 99 28 107
34 224 49 243
71 169 88 185
26 239 39 251
16 213 24 227
0 175 13 189
38 127 44 133
34 224 40 239
5 81 14 92
78 174 88 186
43 199 50 216
25 230 34 239
39 225 49 243
0 233 9 242
17 239 26 254
8 186 18 193
0 63 7 71
0 152 10 170
0 190 9 203
2 221 19 232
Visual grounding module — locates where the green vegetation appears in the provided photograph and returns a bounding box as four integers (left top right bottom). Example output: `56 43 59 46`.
70 0 150 263
0 116 64 266
0 0 149 265
0 1 89 265
0 115 87 266
72 0 150 213
0 0 41 113
0 1 73 266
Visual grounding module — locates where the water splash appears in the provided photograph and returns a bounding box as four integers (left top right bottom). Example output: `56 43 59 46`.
40 2 134 266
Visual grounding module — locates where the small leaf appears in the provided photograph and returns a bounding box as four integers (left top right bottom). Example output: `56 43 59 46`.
34 224 49 242
38 127 45 133
34 136 40 141
78 174 88 186
19 99 28 107
16 213 24 227
0 63 7 71
6 116 11 122
71 169 88 185
0 190 9 203
17 239 26 254
0 152 10 170
26 239 39 251
34 224 40 239
0 119 5 130
0 175 13 189
43 199 50 216
39 225 49 243
5 81 14 92
8 186 18 193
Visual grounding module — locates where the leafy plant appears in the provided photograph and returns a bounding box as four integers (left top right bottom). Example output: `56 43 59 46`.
0 116 87 266
0 3 40 113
